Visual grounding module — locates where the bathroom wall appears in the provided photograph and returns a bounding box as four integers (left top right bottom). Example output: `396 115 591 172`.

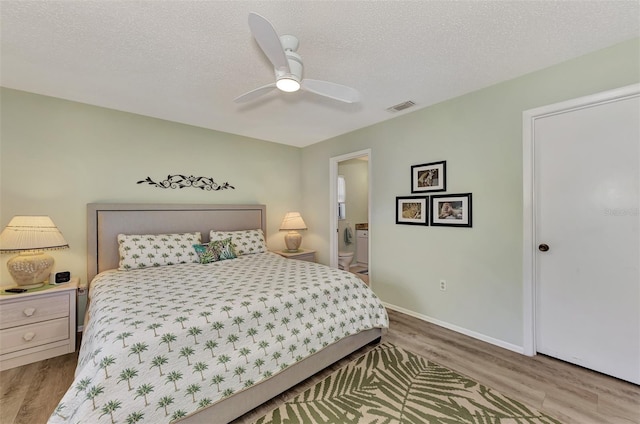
337 158 368 255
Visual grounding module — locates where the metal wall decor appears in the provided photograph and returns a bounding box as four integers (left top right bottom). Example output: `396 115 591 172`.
137 175 235 191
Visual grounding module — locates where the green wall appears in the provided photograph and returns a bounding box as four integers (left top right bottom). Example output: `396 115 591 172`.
1 38 638 349
300 38 640 348
0 89 302 286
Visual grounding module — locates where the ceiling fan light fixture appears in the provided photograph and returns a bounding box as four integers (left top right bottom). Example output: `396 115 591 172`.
276 77 301 92
234 13 360 104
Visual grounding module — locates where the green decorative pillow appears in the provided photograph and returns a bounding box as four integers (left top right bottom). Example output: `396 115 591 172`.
193 243 218 264
210 237 237 260
193 238 237 264
209 229 267 255
117 232 201 270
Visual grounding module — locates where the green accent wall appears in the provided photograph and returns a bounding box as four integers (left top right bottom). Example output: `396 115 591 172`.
0 89 302 286
300 38 640 347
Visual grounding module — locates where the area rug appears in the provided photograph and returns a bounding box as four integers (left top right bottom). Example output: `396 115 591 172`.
254 342 561 424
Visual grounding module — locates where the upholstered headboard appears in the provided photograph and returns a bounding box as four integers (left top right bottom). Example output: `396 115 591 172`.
86 203 266 283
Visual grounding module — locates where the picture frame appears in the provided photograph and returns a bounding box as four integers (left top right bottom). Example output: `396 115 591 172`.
396 196 429 226
430 193 472 227
411 160 446 193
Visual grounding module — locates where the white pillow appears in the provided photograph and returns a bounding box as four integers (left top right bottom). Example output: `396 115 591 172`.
117 232 201 270
209 229 267 255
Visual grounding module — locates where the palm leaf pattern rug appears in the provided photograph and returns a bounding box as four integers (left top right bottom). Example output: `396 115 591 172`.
254 343 562 424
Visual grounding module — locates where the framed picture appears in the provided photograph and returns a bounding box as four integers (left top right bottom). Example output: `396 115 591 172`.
430 193 472 227
411 161 446 192
396 196 429 225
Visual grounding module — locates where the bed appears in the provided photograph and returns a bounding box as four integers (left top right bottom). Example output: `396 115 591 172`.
49 203 387 424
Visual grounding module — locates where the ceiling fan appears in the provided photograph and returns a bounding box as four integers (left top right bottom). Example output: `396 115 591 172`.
234 12 361 104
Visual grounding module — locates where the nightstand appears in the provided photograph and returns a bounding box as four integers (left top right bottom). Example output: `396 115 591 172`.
274 249 316 262
0 278 78 371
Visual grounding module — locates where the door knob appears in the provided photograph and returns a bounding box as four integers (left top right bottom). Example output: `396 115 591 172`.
538 244 549 252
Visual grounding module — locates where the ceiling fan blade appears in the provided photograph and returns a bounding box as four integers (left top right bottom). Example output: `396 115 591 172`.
234 83 277 103
248 12 289 73
301 79 361 104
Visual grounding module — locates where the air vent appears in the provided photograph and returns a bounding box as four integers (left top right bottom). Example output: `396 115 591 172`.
386 100 416 113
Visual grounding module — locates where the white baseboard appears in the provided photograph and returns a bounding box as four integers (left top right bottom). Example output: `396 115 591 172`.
382 302 524 355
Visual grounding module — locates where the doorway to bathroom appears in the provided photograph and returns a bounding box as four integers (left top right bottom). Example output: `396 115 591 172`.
329 149 371 285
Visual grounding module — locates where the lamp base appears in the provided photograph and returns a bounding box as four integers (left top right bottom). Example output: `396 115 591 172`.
7 251 54 288
284 231 302 252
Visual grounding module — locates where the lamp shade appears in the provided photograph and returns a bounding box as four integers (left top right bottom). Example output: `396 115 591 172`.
1 216 69 288
0 216 69 253
279 212 307 231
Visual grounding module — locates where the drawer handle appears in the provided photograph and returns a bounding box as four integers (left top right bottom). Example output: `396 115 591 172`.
23 307 36 317
23 332 35 342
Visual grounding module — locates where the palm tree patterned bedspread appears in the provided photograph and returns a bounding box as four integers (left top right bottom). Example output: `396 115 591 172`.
48 252 388 424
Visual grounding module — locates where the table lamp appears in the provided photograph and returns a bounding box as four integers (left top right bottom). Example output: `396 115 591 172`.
0 216 69 289
280 212 307 252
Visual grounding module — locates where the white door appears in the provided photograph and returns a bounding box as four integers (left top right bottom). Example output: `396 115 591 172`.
534 89 640 384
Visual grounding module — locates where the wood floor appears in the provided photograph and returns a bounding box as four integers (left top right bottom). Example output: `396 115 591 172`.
1 308 638 424
0 350 78 424
349 265 369 285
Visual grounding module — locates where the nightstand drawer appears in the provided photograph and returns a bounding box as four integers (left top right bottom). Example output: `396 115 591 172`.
0 292 70 329
290 252 315 262
273 249 316 262
0 317 69 355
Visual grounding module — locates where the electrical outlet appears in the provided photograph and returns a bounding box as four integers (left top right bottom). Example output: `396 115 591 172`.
439 280 447 291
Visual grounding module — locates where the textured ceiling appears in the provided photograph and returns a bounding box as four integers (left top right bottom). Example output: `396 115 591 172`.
1 1 638 147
